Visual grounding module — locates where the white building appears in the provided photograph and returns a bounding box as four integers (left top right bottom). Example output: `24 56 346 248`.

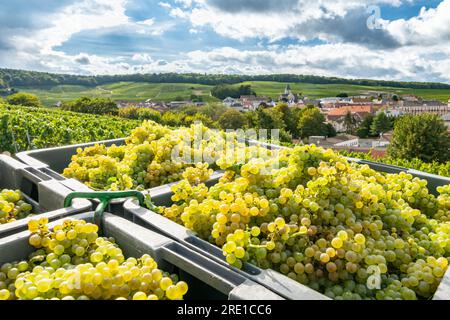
223 97 236 107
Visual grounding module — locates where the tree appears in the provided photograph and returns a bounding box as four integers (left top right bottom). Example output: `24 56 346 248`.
343 112 358 135
326 123 337 137
336 92 348 98
392 95 399 102
388 114 450 163
62 97 118 115
274 103 301 138
256 107 285 131
218 109 247 130
298 107 328 139
370 112 392 136
356 114 375 138
6 92 41 108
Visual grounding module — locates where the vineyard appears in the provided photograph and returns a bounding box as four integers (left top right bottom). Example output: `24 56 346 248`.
0 104 139 153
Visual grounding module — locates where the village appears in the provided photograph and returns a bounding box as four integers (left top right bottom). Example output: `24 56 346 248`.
114 84 450 157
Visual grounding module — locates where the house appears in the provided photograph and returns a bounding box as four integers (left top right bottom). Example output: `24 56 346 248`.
223 97 236 107
351 97 373 104
320 97 353 106
443 113 450 132
326 106 374 132
401 94 421 102
168 101 193 108
230 102 245 112
334 138 390 148
387 100 449 116
240 95 272 111
302 99 321 107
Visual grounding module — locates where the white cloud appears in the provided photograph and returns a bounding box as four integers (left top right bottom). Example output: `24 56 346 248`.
158 2 172 9
1 0 450 84
173 0 412 42
138 18 155 27
0 0 175 72
385 0 450 46
10 0 129 54
131 53 153 63
175 0 193 7
183 44 450 82
168 0 450 51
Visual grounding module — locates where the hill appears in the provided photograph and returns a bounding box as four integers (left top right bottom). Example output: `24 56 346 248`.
14 81 450 106
2 68 450 90
2 68 450 106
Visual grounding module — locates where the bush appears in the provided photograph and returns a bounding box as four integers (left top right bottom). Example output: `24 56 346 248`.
118 106 140 119
161 112 185 127
6 93 41 108
137 108 162 122
183 113 216 127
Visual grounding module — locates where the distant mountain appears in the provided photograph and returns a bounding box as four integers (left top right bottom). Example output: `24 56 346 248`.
1 68 450 90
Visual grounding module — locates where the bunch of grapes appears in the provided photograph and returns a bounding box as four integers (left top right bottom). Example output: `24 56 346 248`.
154 144 450 300
0 189 33 225
63 121 251 191
0 217 188 300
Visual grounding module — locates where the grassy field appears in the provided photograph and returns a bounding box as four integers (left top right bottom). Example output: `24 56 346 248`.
17 82 218 106
17 81 450 106
240 81 450 102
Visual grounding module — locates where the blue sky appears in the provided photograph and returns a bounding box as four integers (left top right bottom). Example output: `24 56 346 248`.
1 0 450 82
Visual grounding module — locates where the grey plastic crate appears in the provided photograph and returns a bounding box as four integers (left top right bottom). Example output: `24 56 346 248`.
123 199 327 300
0 212 283 300
15 138 224 214
0 155 92 238
16 138 125 175
124 198 450 300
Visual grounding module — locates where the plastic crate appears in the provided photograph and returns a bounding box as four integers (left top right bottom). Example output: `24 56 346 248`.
15 138 225 214
0 155 92 238
123 175 450 300
123 199 327 300
0 212 283 300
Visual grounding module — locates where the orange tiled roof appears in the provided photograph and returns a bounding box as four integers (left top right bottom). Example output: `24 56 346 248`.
327 105 373 117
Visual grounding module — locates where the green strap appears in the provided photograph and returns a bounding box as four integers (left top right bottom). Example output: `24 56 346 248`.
64 191 146 227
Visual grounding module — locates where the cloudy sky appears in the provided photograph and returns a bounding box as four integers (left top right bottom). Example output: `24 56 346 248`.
1 0 450 82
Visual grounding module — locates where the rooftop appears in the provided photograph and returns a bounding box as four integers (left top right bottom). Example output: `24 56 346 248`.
327 105 373 117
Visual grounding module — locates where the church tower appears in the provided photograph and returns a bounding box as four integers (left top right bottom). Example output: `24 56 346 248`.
285 84 291 95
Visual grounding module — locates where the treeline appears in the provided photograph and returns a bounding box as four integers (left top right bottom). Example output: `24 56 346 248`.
2 68 450 90
211 84 255 99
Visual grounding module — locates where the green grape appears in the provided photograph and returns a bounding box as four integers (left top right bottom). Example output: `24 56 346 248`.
0 189 34 225
150 143 450 300
0 218 189 300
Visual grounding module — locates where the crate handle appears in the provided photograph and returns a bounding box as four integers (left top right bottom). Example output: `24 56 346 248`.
64 191 145 227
